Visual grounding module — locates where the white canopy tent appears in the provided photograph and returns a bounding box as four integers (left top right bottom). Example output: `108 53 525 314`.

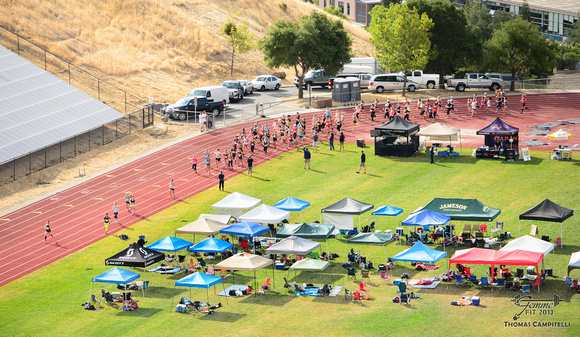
568 252 580 277
199 214 236 225
501 235 555 271
416 122 462 153
211 192 261 217
238 204 290 224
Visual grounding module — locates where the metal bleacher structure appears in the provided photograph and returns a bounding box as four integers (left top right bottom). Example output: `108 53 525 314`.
0 27 154 185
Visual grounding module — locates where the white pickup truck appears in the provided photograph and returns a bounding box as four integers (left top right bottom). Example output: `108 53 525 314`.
399 70 440 89
447 73 503 92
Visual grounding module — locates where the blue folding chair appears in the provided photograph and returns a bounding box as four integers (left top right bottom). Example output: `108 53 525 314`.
521 285 531 293
455 273 466 287
480 277 491 290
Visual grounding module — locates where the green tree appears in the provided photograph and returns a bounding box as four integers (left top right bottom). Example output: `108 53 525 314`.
550 40 580 70
408 0 481 88
566 21 580 45
485 17 554 91
519 0 532 22
381 0 401 6
368 3 433 96
259 11 352 99
221 17 255 75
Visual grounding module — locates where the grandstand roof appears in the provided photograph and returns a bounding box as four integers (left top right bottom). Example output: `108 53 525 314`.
0 45 124 165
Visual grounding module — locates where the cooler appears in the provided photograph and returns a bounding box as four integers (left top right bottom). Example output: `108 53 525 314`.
472 297 480 306
396 227 404 236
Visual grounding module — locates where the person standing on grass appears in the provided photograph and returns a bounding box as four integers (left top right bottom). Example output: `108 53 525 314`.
169 179 175 199
339 132 345 151
430 146 434 164
247 155 254 176
312 131 319 153
130 194 136 215
191 154 198 173
329 131 335 151
44 220 54 242
356 150 366 174
200 111 207 132
104 213 110 234
218 171 225 191
125 192 131 213
113 202 119 223
303 147 311 169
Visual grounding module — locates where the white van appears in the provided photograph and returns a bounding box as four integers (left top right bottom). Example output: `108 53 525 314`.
189 86 229 104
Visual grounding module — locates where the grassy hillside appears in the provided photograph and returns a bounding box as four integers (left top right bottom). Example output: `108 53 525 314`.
1 0 373 102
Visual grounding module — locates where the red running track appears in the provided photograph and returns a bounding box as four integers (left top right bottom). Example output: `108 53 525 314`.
0 92 578 287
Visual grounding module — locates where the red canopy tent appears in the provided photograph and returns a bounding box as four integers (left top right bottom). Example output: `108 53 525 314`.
448 248 544 286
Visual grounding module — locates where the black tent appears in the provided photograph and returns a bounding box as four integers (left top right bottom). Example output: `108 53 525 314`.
105 243 165 267
371 116 420 157
518 199 575 244
476 117 519 160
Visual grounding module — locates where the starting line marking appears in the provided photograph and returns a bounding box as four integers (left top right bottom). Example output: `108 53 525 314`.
33 211 42 214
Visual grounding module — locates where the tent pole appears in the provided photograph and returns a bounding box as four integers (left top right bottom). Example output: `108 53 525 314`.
326 238 329 253
222 281 229 306
561 221 563 248
88 282 93 304
171 286 175 310
207 289 209 304
272 263 275 290
300 211 303 223
518 219 520 237
383 244 387 265
310 208 314 222
254 271 257 297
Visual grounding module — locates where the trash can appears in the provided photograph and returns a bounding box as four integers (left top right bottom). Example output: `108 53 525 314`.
472 297 480 306
357 139 365 148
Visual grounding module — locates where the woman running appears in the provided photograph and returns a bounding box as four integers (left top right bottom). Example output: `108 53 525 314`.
125 192 131 213
191 154 198 173
44 220 54 242
169 179 175 198
113 202 119 223
130 194 136 215
103 213 110 234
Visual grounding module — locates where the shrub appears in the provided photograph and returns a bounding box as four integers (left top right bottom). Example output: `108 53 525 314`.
323 5 347 20
279 2 287 11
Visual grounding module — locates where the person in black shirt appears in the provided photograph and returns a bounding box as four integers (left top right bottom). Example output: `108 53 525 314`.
356 150 366 174
303 147 311 169
137 236 146 247
339 132 345 151
218 171 225 191
329 131 335 150
247 155 253 176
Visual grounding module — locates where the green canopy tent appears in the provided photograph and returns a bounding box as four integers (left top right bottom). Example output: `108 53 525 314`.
276 223 335 252
346 232 396 264
288 258 333 284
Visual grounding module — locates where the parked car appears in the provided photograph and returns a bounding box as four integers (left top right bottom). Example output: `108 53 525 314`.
447 73 502 92
369 74 421 93
237 79 254 95
485 73 521 89
163 97 225 119
189 86 230 104
332 73 372 88
252 75 282 91
221 80 244 102
293 69 332 88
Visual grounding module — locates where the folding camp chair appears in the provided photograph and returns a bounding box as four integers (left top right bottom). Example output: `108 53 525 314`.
480 277 491 290
397 282 409 305
197 257 207 269
91 294 102 308
491 222 503 237
361 270 370 283
454 274 466 287
530 277 541 292
346 267 358 280
380 270 391 284
261 278 271 293
463 224 471 234
521 285 531 293
495 278 506 291
359 282 370 297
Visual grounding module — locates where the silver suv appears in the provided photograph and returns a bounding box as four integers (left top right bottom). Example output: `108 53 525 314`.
369 74 421 93
221 81 243 102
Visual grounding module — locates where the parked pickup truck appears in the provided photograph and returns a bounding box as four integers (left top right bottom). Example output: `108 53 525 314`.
293 69 332 88
399 70 440 89
163 96 225 120
447 73 502 92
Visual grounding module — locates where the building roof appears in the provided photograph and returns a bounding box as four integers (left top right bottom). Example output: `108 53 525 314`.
494 0 579 16
0 45 124 165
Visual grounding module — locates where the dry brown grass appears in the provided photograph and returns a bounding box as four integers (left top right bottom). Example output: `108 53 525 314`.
1 0 374 102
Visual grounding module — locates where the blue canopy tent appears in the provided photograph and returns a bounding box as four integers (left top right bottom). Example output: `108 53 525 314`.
171 272 228 308
220 222 270 254
273 197 313 222
188 238 233 260
402 210 451 251
88 267 143 303
391 241 448 276
147 236 193 252
372 206 403 228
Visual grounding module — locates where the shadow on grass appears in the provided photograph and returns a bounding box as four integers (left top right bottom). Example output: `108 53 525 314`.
366 173 383 178
198 311 246 322
116 307 162 317
141 286 177 299
248 176 271 182
239 293 296 306
310 169 326 174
